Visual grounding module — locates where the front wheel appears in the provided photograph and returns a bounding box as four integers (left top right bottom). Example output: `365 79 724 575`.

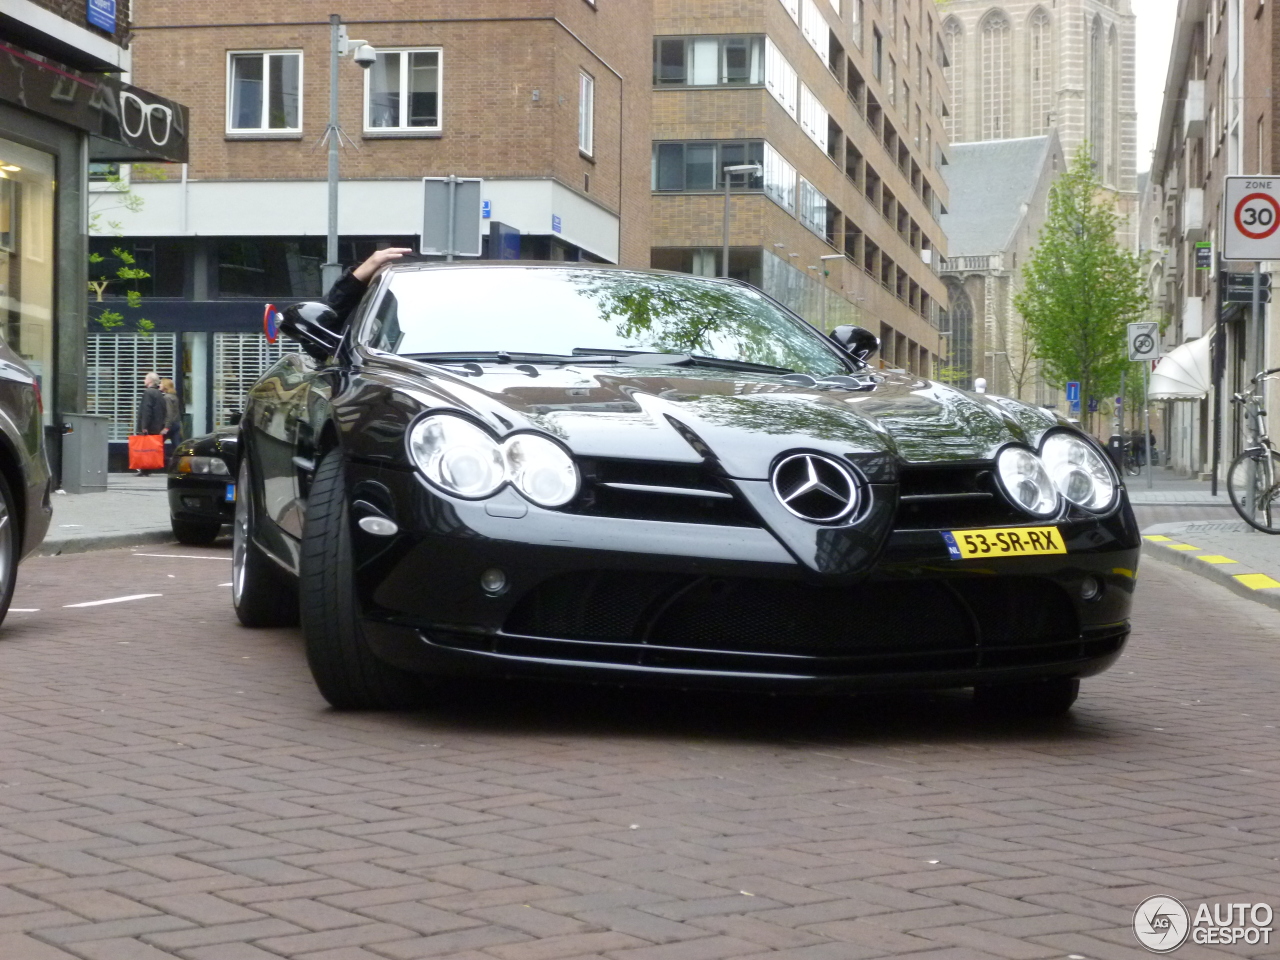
299 448 425 710
1227 449 1280 533
232 457 299 626
974 677 1079 718
0 469 20 629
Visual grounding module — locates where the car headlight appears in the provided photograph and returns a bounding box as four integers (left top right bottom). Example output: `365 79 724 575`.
995 446 1059 517
505 434 579 507
175 456 231 476
408 415 506 499
1040 432 1117 511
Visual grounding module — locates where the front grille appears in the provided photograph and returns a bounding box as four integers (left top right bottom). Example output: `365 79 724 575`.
895 463 1027 530
428 573 1107 677
570 458 760 527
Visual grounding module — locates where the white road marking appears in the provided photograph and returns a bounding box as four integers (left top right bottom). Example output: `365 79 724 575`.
132 553 230 560
218 582 232 587
63 594 162 608
9 608 38 612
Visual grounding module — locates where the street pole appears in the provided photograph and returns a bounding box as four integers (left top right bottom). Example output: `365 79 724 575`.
1144 360 1153 490
323 13 342 291
445 175 458 262
1211 262 1225 496
722 174 731 279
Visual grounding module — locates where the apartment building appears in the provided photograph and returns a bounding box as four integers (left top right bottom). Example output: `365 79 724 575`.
1147 0 1270 480
0 0 187 475
651 0 949 375
938 0 1137 238
100 0 651 443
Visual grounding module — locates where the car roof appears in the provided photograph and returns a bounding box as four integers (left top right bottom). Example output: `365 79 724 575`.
380 261 732 283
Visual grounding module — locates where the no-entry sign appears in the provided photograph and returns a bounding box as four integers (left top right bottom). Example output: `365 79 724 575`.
1224 176 1280 260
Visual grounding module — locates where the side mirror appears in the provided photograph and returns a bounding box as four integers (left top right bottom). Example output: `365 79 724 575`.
280 302 342 360
829 325 879 365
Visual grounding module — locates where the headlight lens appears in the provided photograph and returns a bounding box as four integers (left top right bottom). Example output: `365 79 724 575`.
1040 433 1117 511
408 415 505 499
505 434 579 507
175 456 230 476
995 447 1059 517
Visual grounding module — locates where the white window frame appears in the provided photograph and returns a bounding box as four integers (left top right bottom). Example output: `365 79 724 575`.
226 50 303 136
799 83 829 152
765 37 799 119
801 0 829 65
579 72 595 156
362 47 443 134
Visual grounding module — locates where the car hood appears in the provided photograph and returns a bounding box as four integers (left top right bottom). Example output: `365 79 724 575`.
396 362 1061 480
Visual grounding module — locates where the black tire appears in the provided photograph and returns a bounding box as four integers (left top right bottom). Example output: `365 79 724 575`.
974 677 1079 718
1125 458 1141 478
1227 449 1280 533
0 469 21 630
299 447 424 710
232 457 299 627
172 517 222 546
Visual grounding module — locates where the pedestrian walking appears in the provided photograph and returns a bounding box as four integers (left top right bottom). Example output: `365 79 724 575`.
160 377 183 465
134 372 166 476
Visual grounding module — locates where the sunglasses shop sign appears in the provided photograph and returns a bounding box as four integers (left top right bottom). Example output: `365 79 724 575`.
0 42 188 164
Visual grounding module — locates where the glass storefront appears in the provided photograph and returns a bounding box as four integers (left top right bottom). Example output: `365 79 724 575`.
0 137 54 423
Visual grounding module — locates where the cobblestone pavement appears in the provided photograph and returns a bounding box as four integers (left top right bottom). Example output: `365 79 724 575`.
0 548 1278 960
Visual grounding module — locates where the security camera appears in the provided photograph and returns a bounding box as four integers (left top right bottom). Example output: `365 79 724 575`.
352 44 377 68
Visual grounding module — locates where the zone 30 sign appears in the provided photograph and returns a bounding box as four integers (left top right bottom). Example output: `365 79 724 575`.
1224 176 1280 260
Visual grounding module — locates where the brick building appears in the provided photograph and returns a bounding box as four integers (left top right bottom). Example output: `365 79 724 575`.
0 0 187 477
650 0 949 375
1146 0 1274 480
100 0 651 441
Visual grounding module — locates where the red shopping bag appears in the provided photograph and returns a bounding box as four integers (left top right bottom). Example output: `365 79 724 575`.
128 434 165 471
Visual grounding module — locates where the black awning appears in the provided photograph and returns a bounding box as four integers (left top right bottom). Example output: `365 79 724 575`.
0 41 188 163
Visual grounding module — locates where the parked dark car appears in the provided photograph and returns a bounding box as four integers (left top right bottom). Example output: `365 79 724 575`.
233 263 1139 715
0 341 51 625
167 428 239 545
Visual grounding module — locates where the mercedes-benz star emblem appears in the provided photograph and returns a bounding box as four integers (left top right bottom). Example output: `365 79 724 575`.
771 454 860 523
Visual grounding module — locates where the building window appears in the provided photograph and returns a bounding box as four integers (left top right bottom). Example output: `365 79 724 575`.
579 72 594 155
798 177 831 237
364 49 441 132
1090 15 1104 166
765 38 799 117
653 36 765 86
1107 25 1119 184
873 27 883 81
851 0 863 49
227 51 302 134
778 0 800 22
764 143 797 211
943 18 962 141
887 57 896 105
801 0 829 65
799 84 829 152
652 141 765 192
1028 7 1052 135
980 11 1011 140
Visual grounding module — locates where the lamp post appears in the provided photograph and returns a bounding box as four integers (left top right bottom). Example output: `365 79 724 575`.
818 253 843 333
721 163 762 279
322 14 377 290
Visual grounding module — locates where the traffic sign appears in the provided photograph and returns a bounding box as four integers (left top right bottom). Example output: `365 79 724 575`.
1065 381 1080 404
1128 321 1160 361
1222 271 1273 304
1224 176 1280 260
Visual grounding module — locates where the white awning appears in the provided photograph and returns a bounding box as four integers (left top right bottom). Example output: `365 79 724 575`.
1149 335 1211 401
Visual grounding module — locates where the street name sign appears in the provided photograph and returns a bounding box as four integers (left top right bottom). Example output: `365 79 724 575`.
1224 176 1280 260
1222 272 1273 304
1128 322 1160 362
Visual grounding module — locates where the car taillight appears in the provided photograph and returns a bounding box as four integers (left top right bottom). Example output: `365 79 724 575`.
32 379 42 415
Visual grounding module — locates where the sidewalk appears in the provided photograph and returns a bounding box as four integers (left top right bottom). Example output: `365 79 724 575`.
1126 468 1280 611
36 473 181 556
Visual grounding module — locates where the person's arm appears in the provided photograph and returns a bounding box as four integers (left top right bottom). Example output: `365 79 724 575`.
322 247 412 330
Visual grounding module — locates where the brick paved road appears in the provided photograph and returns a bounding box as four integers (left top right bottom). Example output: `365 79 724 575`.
0 548 1277 960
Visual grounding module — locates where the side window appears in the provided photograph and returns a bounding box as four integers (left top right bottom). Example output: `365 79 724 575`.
228 51 302 134
365 49 442 133
579 72 595 156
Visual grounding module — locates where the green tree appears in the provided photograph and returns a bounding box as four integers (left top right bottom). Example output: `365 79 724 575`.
87 167 154 333
1013 147 1146 431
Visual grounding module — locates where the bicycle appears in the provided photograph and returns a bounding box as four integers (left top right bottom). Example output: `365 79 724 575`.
1227 366 1280 533
1121 439 1143 477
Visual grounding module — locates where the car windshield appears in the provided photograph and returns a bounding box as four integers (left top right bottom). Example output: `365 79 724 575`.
360 266 852 377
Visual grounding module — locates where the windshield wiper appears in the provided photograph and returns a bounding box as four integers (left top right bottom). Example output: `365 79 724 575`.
405 351 620 366
572 348 795 375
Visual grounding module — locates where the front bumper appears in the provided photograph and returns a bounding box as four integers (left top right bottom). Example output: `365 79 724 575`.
168 475 236 525
351 463 1140 690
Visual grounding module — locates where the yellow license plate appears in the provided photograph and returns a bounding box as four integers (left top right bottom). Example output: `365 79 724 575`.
943 526 1066 560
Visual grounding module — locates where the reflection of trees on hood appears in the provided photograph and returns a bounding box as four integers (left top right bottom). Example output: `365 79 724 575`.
564 272 834 373
683 394 885 445
854 385 1015 459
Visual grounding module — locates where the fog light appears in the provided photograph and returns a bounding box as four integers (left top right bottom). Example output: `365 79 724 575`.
357 515 398 536
1080 576 1102 601
480 568 508 595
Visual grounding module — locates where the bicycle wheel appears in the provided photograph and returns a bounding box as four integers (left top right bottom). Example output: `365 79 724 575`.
1125 456 1141 477
1227 449 1280 533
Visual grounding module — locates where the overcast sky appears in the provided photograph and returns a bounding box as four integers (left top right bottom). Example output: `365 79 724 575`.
1132 0 1178 174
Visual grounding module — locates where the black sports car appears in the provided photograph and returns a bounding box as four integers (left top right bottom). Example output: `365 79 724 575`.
234 263 1139 714
168 428 239 545
0 340 51 626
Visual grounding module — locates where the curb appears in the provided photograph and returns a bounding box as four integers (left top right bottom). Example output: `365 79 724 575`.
1141 538 1280 614
35 529 176 558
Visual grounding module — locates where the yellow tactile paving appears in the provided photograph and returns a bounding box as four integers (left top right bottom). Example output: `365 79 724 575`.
1235 573 1280 590
1168 544 1201 551
1144 535 1173 541
1197 555 1239 564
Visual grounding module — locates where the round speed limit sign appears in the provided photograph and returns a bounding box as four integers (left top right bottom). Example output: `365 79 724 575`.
1235 193 1280 240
